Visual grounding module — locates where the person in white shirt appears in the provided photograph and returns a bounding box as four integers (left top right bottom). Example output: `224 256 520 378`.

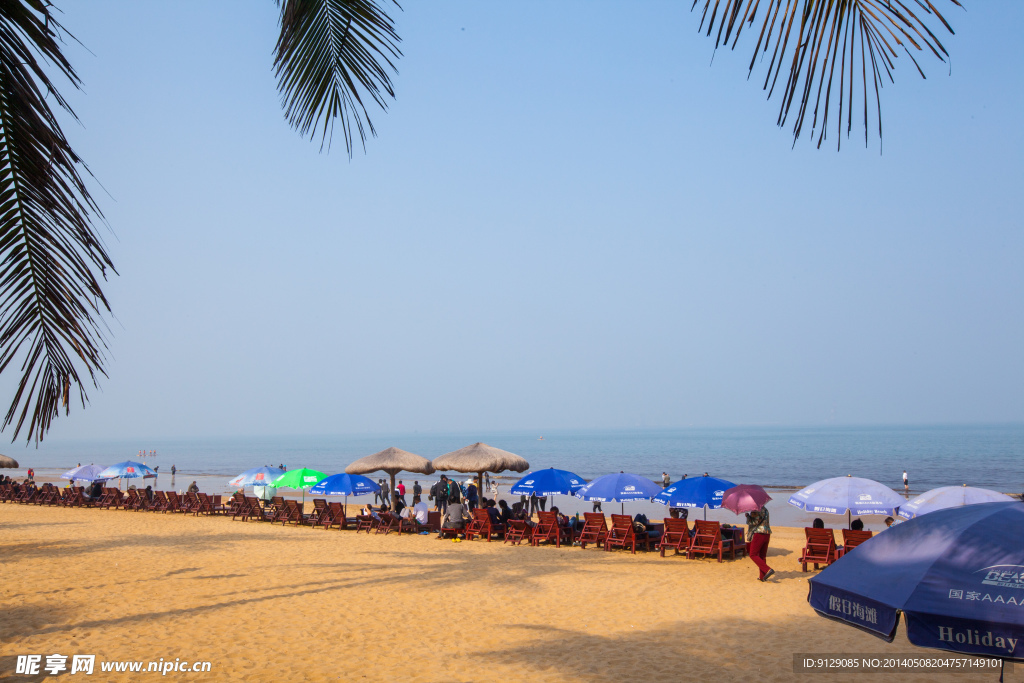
412 495 429 525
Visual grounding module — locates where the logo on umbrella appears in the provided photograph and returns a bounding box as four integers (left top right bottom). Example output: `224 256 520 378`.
859 494 873 501
714 490 724 497
127 467 135 474
255 473 264 481
524 480 534 485
303 476 318 483
624 486 635 491
979 565 1024 590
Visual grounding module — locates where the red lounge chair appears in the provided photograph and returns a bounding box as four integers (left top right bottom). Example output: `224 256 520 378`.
837 529 873 558
35 484 55 505
605 514 653 554
503 519 532 545
577 513 608 549
531 511 564 547
800 528 838 571
99 488 122 509
122 489 140 511
355 515 376 533
657 518 692 557
465 509 504 541
321 502 345 530
0 483 13 502
687 520 735 562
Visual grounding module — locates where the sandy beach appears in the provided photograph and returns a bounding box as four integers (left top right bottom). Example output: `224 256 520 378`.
2 503 1016 682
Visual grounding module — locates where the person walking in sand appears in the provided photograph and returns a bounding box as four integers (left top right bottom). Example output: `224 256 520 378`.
745 505 774 582
903 470 909 494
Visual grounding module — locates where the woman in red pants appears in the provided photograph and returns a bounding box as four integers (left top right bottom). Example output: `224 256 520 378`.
745 505 775 581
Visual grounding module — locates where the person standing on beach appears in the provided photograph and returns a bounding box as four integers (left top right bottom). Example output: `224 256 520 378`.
662 472 670 488
745 505 774 582
903 470 909 493
413 481 422 500
171 464 176 476
397 480 406 505
380 479 391 506
437 476 449 514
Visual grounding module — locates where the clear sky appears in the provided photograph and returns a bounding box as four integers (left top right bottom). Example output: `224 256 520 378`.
7 0 1022 442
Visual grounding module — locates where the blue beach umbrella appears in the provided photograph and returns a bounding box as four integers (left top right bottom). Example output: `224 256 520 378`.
575 472 663 514
788 475 904 527
808 502 1024 670
61 464 108 483
309 473 380 497
228 467 285 489
898 485 1015 520
509 468 586 497
653 475 737 520
309 473 380 516
98 461 155 488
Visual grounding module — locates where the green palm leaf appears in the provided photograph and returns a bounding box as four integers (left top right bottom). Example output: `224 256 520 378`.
0 0 114 442
274 0 402 155
694 0 961 149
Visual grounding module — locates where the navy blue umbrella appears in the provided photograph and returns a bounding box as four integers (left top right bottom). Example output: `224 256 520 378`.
653 475 737 520
308 473 381 517
509 468 585 497
809 501 1024 667
308 473 380 497
575 472 663 514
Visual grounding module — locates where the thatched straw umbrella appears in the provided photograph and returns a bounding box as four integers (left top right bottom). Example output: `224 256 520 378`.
0 454 19 469
432 443 529 501
345 447 435 505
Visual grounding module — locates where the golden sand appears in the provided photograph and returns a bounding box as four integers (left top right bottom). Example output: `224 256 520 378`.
1 504 1016 682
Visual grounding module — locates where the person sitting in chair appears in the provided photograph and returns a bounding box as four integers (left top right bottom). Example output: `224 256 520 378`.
439 499 470 536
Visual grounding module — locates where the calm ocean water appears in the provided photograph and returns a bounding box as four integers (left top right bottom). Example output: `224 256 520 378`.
16 424 1024 493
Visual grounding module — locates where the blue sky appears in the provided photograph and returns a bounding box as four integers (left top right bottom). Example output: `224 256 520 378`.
8 0 1021 442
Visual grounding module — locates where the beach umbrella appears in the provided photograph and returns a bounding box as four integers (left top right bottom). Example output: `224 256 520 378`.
653 475 737 520
61 464 108 483
98 461 155 488
788 475 904 528
575 472 663 515
898 485 1015 520
270 468 327 507
309 473 380 515
432 443 530 504
509 468 586 497
721 484 772 515
808 501 1024 673
228 467 285 489
0 454 18 468
345 447 435 504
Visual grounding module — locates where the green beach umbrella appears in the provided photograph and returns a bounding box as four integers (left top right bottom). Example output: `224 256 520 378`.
270 468 327 508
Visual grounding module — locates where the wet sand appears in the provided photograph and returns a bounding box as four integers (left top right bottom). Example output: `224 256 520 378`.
2 503 1015 682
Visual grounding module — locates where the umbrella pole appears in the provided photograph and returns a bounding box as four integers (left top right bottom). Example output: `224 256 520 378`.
847 510 851 530
390 473 397 507
704 507 707 521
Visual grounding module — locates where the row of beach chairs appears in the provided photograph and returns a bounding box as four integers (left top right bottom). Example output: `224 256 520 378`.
798 527 873 571
2 483 872 569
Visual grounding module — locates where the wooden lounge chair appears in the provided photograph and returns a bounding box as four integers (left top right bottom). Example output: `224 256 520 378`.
531 511 564 547
306 499 328 527
605 514 652 554
687 520 734 562
193 493 215 516
503 519 532 545
99 488 122 509
578 513 608 549
465 509 504 541
799 527 837 571
657 518 692 557
354 515 376 533
836 529 873 558
66 487 89 508
35 484 56 505
375 512 401 535
241 496 267 522
226 492 246 517
320 502 345 530
122 488 140 511
163 491 183 513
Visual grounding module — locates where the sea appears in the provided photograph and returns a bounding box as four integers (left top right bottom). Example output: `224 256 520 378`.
16 423 1024 493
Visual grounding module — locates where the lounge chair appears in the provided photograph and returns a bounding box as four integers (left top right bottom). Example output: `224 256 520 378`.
354 515 376 533
321 502 345 530
308 499 329 527
465 509 504 541
503 519 532 545
605 514 654 554
799 527 837 571
687 520 735 562
241 496 267 522
375 512 401 535
530 511 566 547
577 513 608 549
657 518 692 557
836 529 873 558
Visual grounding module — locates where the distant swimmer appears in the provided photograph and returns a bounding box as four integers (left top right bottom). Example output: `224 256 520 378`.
538 436 544 440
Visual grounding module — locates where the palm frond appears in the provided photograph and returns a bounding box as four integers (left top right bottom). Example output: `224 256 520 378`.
0 0 114 443
274 0 402 156
693 0 961 149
